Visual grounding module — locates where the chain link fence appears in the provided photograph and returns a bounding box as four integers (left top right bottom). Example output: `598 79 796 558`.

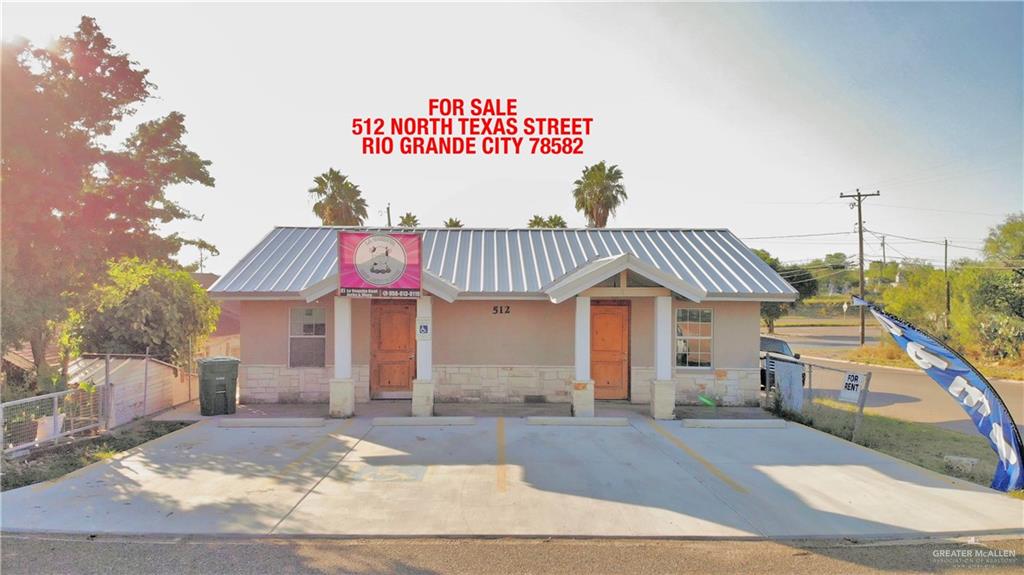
764 353 872 441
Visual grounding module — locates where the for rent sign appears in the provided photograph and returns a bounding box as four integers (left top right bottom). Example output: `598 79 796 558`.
338 232 421 298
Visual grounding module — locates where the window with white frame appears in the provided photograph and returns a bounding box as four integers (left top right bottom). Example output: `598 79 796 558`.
675 308 713 368
289 307 326 368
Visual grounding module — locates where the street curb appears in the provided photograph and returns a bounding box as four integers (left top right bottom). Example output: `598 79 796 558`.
526 416 630 427
372 416 475 426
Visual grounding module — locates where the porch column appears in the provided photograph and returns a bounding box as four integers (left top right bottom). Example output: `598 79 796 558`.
572 296 594 417
329 295 355 417
651 295 676 419
411 295 434 416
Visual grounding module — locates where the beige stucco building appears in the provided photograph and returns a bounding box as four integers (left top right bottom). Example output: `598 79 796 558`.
210 227 797 417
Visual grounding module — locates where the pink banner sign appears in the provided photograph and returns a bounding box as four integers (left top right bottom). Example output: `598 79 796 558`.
338 232 422 298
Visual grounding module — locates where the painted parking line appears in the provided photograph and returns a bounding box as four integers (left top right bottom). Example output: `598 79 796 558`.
646 419 748 494
279 418 354 476
496 417 508 493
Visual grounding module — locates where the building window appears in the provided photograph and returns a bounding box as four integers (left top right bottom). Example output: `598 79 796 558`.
289 307 326 368
675 308 712 368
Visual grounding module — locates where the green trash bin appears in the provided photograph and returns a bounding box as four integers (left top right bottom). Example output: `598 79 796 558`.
198 357 240 416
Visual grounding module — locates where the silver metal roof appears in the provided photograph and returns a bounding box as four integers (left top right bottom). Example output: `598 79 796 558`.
209 227 798 301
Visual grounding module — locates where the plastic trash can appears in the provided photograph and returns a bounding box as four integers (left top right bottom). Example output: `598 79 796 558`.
198 357 240 416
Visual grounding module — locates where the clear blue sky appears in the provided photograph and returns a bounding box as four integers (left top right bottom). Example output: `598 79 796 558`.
4 2 1022 272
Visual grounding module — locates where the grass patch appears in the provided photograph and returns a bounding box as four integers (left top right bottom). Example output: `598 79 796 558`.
840 343 1024 381
1 420 191 491
778 397 1000 488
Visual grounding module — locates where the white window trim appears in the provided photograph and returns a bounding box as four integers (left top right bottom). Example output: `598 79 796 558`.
288 304 327 368
674 307 714 371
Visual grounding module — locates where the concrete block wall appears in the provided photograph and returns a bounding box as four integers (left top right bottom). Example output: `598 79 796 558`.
239 364 759 406
631 366 760 407
240 364 372 404
432 365 573 403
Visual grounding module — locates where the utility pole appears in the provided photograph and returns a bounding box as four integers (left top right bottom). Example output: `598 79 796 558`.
839 188 880 345
386 203 392 227
880 235 887 283
944 238 950 331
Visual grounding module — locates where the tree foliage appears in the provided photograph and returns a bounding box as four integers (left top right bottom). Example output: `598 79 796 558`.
308 168 368 226
68 259 220 364
527 214 568 228
443 217 463 228
398 212 420 227
572 161 626 228
753 249 818 332
1 17 215 379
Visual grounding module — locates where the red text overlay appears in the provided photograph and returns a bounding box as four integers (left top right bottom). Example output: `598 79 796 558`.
352 98 593 155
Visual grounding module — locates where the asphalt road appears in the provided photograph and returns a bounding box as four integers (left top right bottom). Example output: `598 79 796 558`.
2 534 1022 575
770 324 882 349
767 325 1023 434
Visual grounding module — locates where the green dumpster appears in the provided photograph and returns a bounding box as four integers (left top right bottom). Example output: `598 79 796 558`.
198 357 240 416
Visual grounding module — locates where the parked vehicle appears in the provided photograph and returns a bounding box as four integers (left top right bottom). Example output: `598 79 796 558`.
760 336 802 390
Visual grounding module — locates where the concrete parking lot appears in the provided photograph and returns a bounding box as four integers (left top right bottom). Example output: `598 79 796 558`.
2 412 1021 539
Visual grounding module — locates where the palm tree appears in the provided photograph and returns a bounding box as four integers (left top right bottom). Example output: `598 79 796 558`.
527 215 568 228
398 212 420 227
443 217 463 228
308 168 368 226
571 161 626 228
545 215 567 228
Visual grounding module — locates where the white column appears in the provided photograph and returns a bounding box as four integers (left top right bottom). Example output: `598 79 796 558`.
333 296 352 380
572 296 594 417
574 296 591 381
412 295 434 416
654 296 672 381
651 295 675 419
415 295 432 380
330 295 354 417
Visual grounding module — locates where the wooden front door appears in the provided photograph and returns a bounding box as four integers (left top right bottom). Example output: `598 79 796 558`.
370 300 416 398
591 302 630 400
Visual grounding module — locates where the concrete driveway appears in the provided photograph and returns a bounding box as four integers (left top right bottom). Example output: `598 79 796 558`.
2 413 1021 539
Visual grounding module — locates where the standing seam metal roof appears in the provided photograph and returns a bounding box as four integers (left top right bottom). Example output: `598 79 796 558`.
209 227 798 299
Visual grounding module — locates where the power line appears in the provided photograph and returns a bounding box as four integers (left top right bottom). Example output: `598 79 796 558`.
741 231 856 240
864 228 985 252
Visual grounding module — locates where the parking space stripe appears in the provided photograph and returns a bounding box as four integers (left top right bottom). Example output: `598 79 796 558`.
496 417 508 493
269 418 373 535
647 419 748 494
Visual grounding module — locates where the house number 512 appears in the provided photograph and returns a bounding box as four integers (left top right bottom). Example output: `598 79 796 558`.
492 305 510 315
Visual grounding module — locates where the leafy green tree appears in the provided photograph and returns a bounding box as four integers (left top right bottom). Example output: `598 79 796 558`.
443 218 463 228
68 259 220 365
528 215 568 228
753 249 817 332
1 18 214 384
881 262 948 337
398 212 420 227
308 168 368 226
572 161 626 228
972 214 1024 357
984 213 1024 265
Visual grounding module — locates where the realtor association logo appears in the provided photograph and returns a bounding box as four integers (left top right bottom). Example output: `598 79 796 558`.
354 235 407 286
338 231 422 298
